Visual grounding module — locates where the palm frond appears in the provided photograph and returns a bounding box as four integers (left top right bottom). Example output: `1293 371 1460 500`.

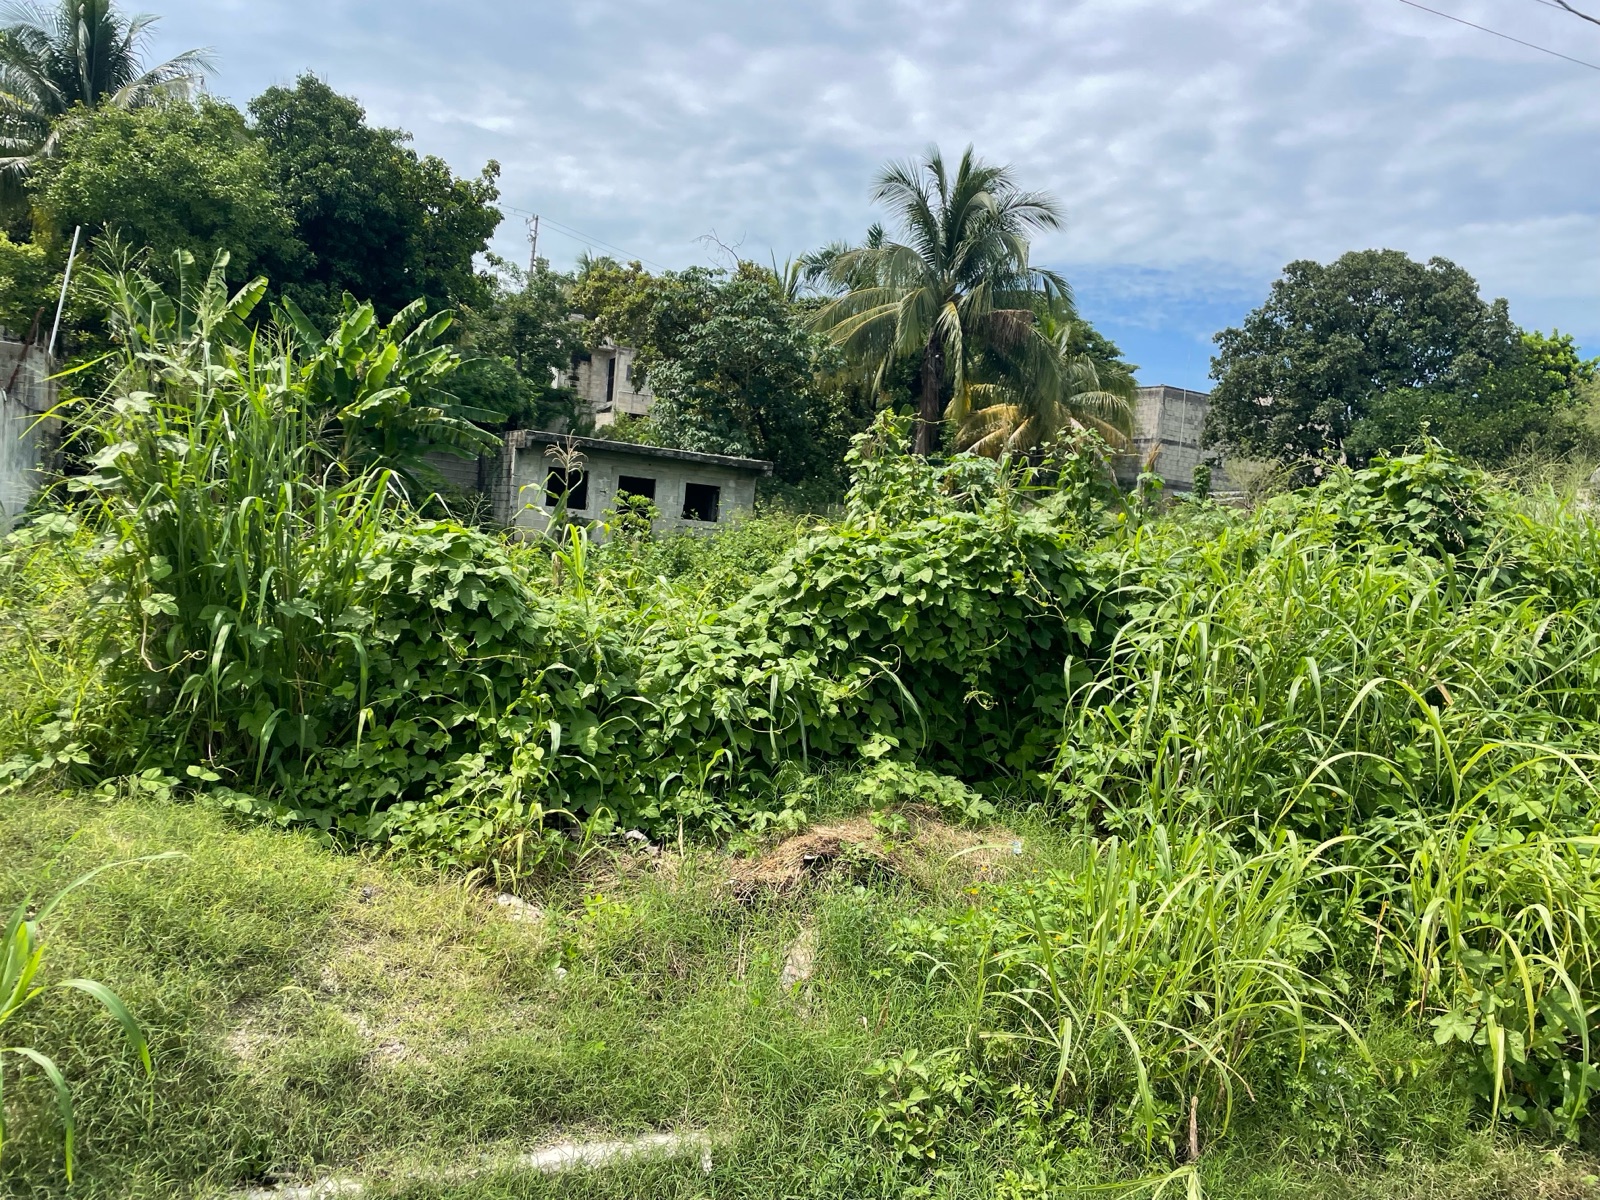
0 0 207 164
813 143 1095 454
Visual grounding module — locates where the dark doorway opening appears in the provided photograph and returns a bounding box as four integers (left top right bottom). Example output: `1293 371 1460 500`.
545 467 589 511
682 482 720 522
616 474 657 500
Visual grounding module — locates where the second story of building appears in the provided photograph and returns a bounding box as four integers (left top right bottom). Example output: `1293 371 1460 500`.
1117 384 1234 493
555 339 655 428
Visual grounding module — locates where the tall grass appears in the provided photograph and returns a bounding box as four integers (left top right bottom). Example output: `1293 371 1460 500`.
985 476 1600 1144
63 254 397 779
1056 509 1600 838
897 827 1361 1153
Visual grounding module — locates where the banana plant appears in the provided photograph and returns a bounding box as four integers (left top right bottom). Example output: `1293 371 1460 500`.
280 293 501 492
1 853 180 1182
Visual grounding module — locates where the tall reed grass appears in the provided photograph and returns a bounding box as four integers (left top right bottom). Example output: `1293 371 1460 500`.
66 253 397 776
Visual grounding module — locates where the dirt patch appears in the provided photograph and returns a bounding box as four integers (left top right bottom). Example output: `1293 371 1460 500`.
222 1006 273 1067
728 809 1017 897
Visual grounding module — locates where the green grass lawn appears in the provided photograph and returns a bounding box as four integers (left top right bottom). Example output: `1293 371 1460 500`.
4 786 1599 1200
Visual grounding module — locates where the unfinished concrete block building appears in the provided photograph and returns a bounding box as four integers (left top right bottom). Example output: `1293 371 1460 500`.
1121 384 1233 492
494 431 770 537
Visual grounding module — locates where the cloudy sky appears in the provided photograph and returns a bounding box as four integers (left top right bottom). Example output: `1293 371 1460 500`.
148 0 1600 389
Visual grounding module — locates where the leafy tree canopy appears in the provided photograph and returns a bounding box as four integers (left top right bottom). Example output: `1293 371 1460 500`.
569 254 705 372
574 256 872 489
0 0 209 192
29 96 299 284
452 257 587 433
1346 329 1599 465
1206 249 1523 469
248 74 500 327
0 229 49 334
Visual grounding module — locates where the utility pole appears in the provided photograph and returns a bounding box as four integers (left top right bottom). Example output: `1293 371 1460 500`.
526 214 540 274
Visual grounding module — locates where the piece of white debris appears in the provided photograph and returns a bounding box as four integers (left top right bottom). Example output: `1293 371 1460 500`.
518 1131 713 1175
623 829 649 844
780 927 818 989
494 893 544 923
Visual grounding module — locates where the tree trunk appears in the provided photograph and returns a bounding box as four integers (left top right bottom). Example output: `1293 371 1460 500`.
915 335 945 456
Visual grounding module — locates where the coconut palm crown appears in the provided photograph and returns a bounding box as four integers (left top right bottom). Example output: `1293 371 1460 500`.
809 145 1084 456
0 0 211 182
951 308 1136 457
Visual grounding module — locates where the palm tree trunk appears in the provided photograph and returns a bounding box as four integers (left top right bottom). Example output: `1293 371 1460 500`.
915 335 945 456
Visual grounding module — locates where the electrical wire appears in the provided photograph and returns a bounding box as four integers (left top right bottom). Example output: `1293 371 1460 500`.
1528 0 1600 24
1396 0 1600 71
501 202 670 270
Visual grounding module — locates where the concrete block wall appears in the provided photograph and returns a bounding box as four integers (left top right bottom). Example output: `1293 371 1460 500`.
0 338 57 528
0 395 53 526
497 433 766 539
1122 385 1234 492
560 342 654 427
422 450 488 493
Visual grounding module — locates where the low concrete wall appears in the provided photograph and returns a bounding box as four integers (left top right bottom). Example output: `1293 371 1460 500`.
0 339 56 527
422 450 489 493
0 395 52 526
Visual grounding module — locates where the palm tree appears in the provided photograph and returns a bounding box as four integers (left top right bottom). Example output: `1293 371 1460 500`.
0 0 210 184
809 145 1071 455
951 310 1136 457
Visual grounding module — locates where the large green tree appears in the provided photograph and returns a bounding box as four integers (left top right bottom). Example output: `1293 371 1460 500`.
1345 329 1597 464
0 0 209 188
1206 250 1523 470
248 75 500 326
571 256 871 488
29 97 299 283
809 145 1074 456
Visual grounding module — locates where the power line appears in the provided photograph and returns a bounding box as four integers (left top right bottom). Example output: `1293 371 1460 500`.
1396 0 1600 71
500 203 670 270
1546 0 1600 27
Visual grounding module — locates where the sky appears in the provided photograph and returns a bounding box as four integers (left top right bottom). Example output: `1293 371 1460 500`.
145 0 1600 390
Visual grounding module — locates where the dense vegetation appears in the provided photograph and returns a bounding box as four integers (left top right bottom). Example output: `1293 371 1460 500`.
4 5 1600 1198
1206 249 1600 474
4 239 1600 1195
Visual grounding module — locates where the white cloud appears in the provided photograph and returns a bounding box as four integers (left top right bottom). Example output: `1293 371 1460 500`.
150 0 1600 366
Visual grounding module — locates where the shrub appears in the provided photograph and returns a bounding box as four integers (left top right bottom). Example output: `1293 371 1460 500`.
1317 440 1495 561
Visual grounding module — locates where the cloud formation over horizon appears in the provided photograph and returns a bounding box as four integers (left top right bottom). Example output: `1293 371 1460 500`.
152 0 1600 386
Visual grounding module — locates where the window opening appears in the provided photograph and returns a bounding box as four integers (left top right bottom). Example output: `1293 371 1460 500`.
545 467 589 511
605 355 618 405
682 482 720 522
616 474 657 500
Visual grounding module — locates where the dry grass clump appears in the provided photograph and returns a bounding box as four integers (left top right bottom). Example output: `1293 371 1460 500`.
727 808 1016 898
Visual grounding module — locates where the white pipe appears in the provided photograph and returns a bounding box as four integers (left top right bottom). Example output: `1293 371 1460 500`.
46 225 81 363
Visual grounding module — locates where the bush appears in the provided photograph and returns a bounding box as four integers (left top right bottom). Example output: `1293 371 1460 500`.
1318 440 1496 560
